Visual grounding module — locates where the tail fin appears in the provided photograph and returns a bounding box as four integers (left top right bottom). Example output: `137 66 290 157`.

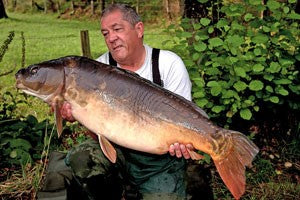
213 131 259 200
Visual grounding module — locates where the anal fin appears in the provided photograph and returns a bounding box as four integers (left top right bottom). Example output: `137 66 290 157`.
98 135 117 163
54 103 63 138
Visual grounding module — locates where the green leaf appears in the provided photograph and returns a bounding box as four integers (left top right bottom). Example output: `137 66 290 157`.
266 85 274 93
267 62 281 73
249 80 264 91
244 13 255 21
273 79 292 85
253 63 264 72
210 86 222 96
240 108 252 120
253 48 261 56
269 96 279 103
216 19 228 28
212 105 225 113
263 74 274 81
233 81 248 91
193 91 205 98
275 86 289 96
234 67 246 77
207 81 219 87
262 26 271 32
226 35 244 47
195 99 208 107
198 0 209 3
249 0 261 5
287 12 300 20
252 34 269 44
267 0 281 10
194 42 207 52
208 38 223 47
200 18 211 26
10 150 17 158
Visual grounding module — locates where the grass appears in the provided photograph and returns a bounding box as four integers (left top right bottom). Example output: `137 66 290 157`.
0 12 173 121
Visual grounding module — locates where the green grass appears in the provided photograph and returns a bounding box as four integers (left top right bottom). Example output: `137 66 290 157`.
0 12 173 120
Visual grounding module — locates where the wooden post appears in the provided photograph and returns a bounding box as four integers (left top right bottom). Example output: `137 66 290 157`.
71 1 74 12
44 0 47 13
80 30 92 58
91 0 94 15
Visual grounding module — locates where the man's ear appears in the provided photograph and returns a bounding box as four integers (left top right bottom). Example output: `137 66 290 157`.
135 22 144 38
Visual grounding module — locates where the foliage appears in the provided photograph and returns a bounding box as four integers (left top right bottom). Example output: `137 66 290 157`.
0 115 59 167
166 0 300 124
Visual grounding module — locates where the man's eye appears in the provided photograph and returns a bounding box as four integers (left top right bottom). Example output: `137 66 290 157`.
102 32 108 36
115 28 122 32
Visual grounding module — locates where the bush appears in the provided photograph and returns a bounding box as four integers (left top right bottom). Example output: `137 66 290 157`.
166 0 300 125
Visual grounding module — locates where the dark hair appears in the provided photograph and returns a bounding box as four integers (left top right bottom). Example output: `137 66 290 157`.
101 3 141 26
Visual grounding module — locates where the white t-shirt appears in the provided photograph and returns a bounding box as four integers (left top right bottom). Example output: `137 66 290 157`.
96 44 192 101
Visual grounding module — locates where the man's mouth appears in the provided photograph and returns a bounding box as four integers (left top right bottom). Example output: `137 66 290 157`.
112 45 122 51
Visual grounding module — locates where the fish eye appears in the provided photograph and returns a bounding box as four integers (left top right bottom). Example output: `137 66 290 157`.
30 66 39 74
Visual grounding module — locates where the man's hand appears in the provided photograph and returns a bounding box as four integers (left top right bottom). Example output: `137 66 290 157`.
51 102 75 122
169 143 194 159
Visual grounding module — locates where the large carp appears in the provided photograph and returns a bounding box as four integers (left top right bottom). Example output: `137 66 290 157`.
15 56 258 199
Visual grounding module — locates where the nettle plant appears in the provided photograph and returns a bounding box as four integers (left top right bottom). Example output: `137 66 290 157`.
166 0 300 124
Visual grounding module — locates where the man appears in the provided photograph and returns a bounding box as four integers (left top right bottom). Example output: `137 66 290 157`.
46 3 199 200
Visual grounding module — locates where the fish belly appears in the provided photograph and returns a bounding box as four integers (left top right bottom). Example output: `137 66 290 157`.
68 95 212 155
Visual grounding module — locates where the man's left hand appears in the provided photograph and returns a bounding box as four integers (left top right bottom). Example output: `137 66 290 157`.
169 143 194 159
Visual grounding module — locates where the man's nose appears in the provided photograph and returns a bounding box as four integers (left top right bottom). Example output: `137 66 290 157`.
108 32 118 43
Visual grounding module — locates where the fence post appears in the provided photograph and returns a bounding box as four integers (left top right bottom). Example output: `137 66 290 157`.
91 0 94 15
44 0 47 13
80 30 92 58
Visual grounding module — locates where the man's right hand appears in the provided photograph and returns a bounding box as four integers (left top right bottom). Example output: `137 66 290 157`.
51 102 75 122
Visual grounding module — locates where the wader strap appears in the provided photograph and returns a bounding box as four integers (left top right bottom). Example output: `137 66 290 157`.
109 52 117 67
108 48 162 86
151 48 163 87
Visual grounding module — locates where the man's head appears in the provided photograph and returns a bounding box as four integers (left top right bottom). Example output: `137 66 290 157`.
100 4 144 64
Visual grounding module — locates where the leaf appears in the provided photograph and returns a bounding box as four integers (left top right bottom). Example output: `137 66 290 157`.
194 42 207 52
234 81 248 91
249 80 264 91
253 63 264 72
266 85 274 93
216 19 228 28
267 62 281 73
195 99 208 107
207 81 219 87
10 150 17 158
210 86 222 96
267 0 281 10
287 12 300 20
244 13 255 21
240 108 252 120
252 34 269 44
275 86 289 96
273 79 292 85
226 35 244 47
193 91 205 98
269 96 279 103
249 0 261 5
200 18 211 26
234 67 246 77
208 38 223 47
263 74 274 81
253 48 262 56
212 105 225 113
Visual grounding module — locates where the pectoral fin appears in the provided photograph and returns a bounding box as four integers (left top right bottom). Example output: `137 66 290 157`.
98 135 117 163
187 149 204 160
54 103 63 138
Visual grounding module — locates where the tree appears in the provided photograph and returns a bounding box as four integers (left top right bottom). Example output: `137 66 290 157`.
0 0 8 18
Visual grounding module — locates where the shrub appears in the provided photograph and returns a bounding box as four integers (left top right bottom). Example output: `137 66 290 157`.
166 0 300 125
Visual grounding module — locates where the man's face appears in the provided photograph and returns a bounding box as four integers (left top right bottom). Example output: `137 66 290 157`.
100 10 144 63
